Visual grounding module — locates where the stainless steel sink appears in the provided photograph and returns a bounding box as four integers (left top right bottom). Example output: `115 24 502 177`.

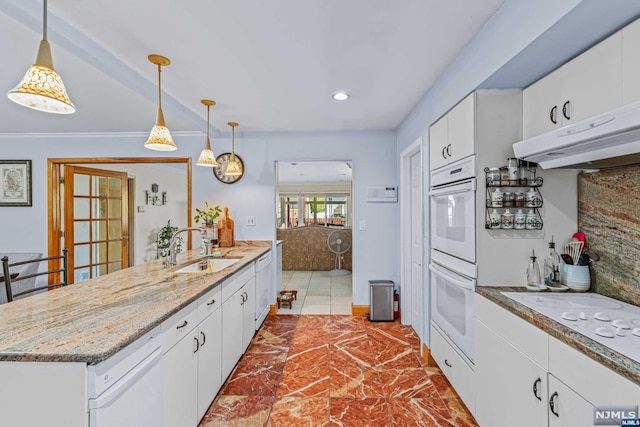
175 257 240 273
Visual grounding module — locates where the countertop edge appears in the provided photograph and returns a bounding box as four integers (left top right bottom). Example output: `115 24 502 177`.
476 286 640 386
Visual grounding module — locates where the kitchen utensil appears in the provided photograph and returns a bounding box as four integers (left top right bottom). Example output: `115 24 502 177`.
564 264 591 291
572 232 586 243
564 241 584 265
578 253 590 266
584 250 600 262
560 253 574 265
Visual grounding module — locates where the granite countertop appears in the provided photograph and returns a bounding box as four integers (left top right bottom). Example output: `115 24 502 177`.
0 241 271 364
476 286 640 386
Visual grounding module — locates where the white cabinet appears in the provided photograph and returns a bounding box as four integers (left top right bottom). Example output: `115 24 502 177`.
221 264 256 380
162 303 200 427
547 374 594 427
622 17 640 104
475 320 548 427
476 295 640 427
430 325 475 414
197 307 222 420
429 93 475 170
242 277 256 351
522 31 622 139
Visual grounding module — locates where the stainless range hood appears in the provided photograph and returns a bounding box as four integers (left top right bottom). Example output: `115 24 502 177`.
513 101 640 169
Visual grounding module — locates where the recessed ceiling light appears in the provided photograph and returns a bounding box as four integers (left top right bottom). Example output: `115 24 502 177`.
332 92 349 101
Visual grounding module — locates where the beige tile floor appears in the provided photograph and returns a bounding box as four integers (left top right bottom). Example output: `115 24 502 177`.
278 270 352 315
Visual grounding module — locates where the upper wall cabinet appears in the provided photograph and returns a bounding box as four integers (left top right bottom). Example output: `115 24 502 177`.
522 31 622 139
429 93 475 171
623 18 640 104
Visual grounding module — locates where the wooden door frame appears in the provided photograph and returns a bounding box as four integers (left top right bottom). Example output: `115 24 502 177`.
48 157 192 262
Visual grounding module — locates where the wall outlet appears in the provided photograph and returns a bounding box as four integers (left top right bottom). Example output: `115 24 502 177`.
246 216 256 226
359 220 366 231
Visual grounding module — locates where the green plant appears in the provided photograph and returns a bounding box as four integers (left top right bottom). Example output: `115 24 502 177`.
194 201 222 225
158 220 182 257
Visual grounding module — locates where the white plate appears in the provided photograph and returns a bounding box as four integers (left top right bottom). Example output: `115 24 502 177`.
525 284 547 291
546 284 569 292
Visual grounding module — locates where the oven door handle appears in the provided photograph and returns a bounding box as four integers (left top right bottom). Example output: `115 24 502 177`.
429 264 475 291
429 179 476 196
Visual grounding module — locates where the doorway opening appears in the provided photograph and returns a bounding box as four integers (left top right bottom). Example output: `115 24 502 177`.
48 157 191 284
275 160 353 315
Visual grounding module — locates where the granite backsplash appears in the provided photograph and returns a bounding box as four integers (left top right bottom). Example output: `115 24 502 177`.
578 164 640 305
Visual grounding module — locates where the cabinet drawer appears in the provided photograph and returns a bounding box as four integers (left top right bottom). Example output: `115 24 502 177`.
198 285 222 320
221 264 255 302
549 336 640 407
430 324 475 414
162 301 198 353
476 295 548 369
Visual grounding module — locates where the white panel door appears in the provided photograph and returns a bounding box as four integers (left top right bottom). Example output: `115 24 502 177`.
162 333 198 427
242 277 256 352
447 93 475 163
561 31 622 125
522 69 563 139
623 18 640 104
548 374 595 427
410 151 423 339
197 308 223 421
222 291 244 380
429 115 448 171
475 320 548 427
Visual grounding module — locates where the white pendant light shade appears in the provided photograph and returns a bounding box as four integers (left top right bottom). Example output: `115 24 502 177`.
225 154 243 176
196 137 217 166
7 0 75 114
225 122 243 176
145 54 176 151
196 100 218 167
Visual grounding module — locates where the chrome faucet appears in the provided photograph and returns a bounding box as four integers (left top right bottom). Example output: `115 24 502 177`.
166 227 207 266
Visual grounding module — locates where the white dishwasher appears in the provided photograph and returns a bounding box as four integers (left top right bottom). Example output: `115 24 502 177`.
87 326 162 427
255 252 272 329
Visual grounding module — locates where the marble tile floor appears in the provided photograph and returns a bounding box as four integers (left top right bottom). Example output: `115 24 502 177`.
199 315 478 427
277 270 352 315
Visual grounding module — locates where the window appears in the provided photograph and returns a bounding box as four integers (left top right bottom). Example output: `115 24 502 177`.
277 193 349 228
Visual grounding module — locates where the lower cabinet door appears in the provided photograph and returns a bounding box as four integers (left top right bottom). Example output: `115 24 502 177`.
475 320 548 427
162 332 199 427
222 290 244 380
197 307 223 421
242 278 256 352
548 374 595 427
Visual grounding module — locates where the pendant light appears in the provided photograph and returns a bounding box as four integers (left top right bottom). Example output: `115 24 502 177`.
7 0 75 114
196 99 218 167
225 122 243 176
144 54 176 151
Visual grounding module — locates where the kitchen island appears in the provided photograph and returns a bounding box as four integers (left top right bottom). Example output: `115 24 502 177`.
0 241 271 427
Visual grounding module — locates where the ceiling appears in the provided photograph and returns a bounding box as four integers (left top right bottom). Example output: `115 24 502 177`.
0 0 507 135
278 161 352 184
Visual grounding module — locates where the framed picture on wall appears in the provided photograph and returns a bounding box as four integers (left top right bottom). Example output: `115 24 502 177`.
0 160 32 207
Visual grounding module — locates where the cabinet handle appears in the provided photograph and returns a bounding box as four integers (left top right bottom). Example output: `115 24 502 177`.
442 146 448 159
446 144 451 158
549 105 557 124
444 359 452 368
176 320 188 330
240 293 245 305
549 391 559 417
200 331 206 347
244 291 248 301
193 336 200 354
562 101 571 120
532 377 542 401
207 299 216 306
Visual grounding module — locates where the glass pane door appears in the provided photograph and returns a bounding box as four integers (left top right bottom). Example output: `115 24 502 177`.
64 166 129 284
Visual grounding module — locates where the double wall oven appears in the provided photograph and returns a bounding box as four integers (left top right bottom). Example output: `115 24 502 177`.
429 155 477 367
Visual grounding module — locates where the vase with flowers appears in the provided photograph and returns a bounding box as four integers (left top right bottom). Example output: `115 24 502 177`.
194 202 222 240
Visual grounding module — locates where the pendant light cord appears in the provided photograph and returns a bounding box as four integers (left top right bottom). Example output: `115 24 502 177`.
43 0 48 40
157 64 162 109
206 106 210 140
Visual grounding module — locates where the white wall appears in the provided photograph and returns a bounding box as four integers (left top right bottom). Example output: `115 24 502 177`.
89 163 188 264
0 130 398 306
192 131 398 305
